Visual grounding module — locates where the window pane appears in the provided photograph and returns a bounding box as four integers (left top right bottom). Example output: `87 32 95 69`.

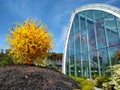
109 46 120 65
74 14 79 33
76 55 81 76
88 21 96 51
94 10 103 20
66 56 69 75
75 32 80 55
105 15 119 46
96 26 107 49
98 49 109 74
69 35 74 56
70 55 75 75
70 23 74 35
86 10 93 20
89 51 99 76
82 53 89 78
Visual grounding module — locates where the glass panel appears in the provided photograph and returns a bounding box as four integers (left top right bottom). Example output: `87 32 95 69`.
82 53 89 78
98 49 109 74
69 35 74 56
70 23 74 35
88 20 96 51
74 14 79 33
94 10 103 20
76 55 81 76
109 46 120 65
106 28 119 46
117 18 120 27
66 41 69 57
96 26 107 49
80 16 87 53
105 15 119 46
75 32 80 55
86 10 93 20
105 15 116 28
89 51 99 77
70 55 75 76
69 34 75 75
80 16 86 30
93 10 107 49
79 11 85 16
66 56 69 75
117 18 120 38
103 12 111 18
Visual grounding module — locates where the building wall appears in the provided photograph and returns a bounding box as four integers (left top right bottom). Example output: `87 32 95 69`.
64 4 120 78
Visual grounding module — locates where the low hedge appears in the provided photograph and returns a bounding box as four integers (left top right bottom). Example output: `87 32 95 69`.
69 76 94 90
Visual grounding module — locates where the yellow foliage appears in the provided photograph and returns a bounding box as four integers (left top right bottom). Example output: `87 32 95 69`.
6 18 53 65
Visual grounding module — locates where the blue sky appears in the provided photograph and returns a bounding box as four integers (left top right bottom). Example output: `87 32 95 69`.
0 0 120 53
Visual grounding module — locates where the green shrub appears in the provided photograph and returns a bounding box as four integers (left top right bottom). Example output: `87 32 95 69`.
0 55 14 66
70 76 94 90
81 80 94 90
92 74 99 79
109 64 120 90
95 74 110 88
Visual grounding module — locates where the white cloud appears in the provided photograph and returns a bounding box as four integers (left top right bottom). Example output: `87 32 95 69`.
53 10 71 27
60 25 68 43
61 26 67 43
54 25 68 53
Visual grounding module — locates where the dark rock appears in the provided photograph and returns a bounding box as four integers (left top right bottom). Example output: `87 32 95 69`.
0 65 79 90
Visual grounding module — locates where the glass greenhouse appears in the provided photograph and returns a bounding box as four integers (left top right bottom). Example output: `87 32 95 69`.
62 4 120 78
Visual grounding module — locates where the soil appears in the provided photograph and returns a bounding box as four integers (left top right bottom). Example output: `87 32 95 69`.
0 65 79 90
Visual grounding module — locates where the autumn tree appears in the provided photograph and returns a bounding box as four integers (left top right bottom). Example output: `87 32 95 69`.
6 18 53 65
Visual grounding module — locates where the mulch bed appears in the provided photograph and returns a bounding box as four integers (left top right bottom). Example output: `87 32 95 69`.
0 65 79 90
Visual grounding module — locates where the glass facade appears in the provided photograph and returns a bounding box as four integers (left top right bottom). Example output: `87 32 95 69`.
65 10 120 78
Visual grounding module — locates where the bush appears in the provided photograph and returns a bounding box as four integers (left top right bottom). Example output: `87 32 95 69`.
102 82 115 90
92 74 99 79
81 80 94 90
0 52 14 66
70 76 94 90
95 74 110 88
0 56 14 66
109 64 120 90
